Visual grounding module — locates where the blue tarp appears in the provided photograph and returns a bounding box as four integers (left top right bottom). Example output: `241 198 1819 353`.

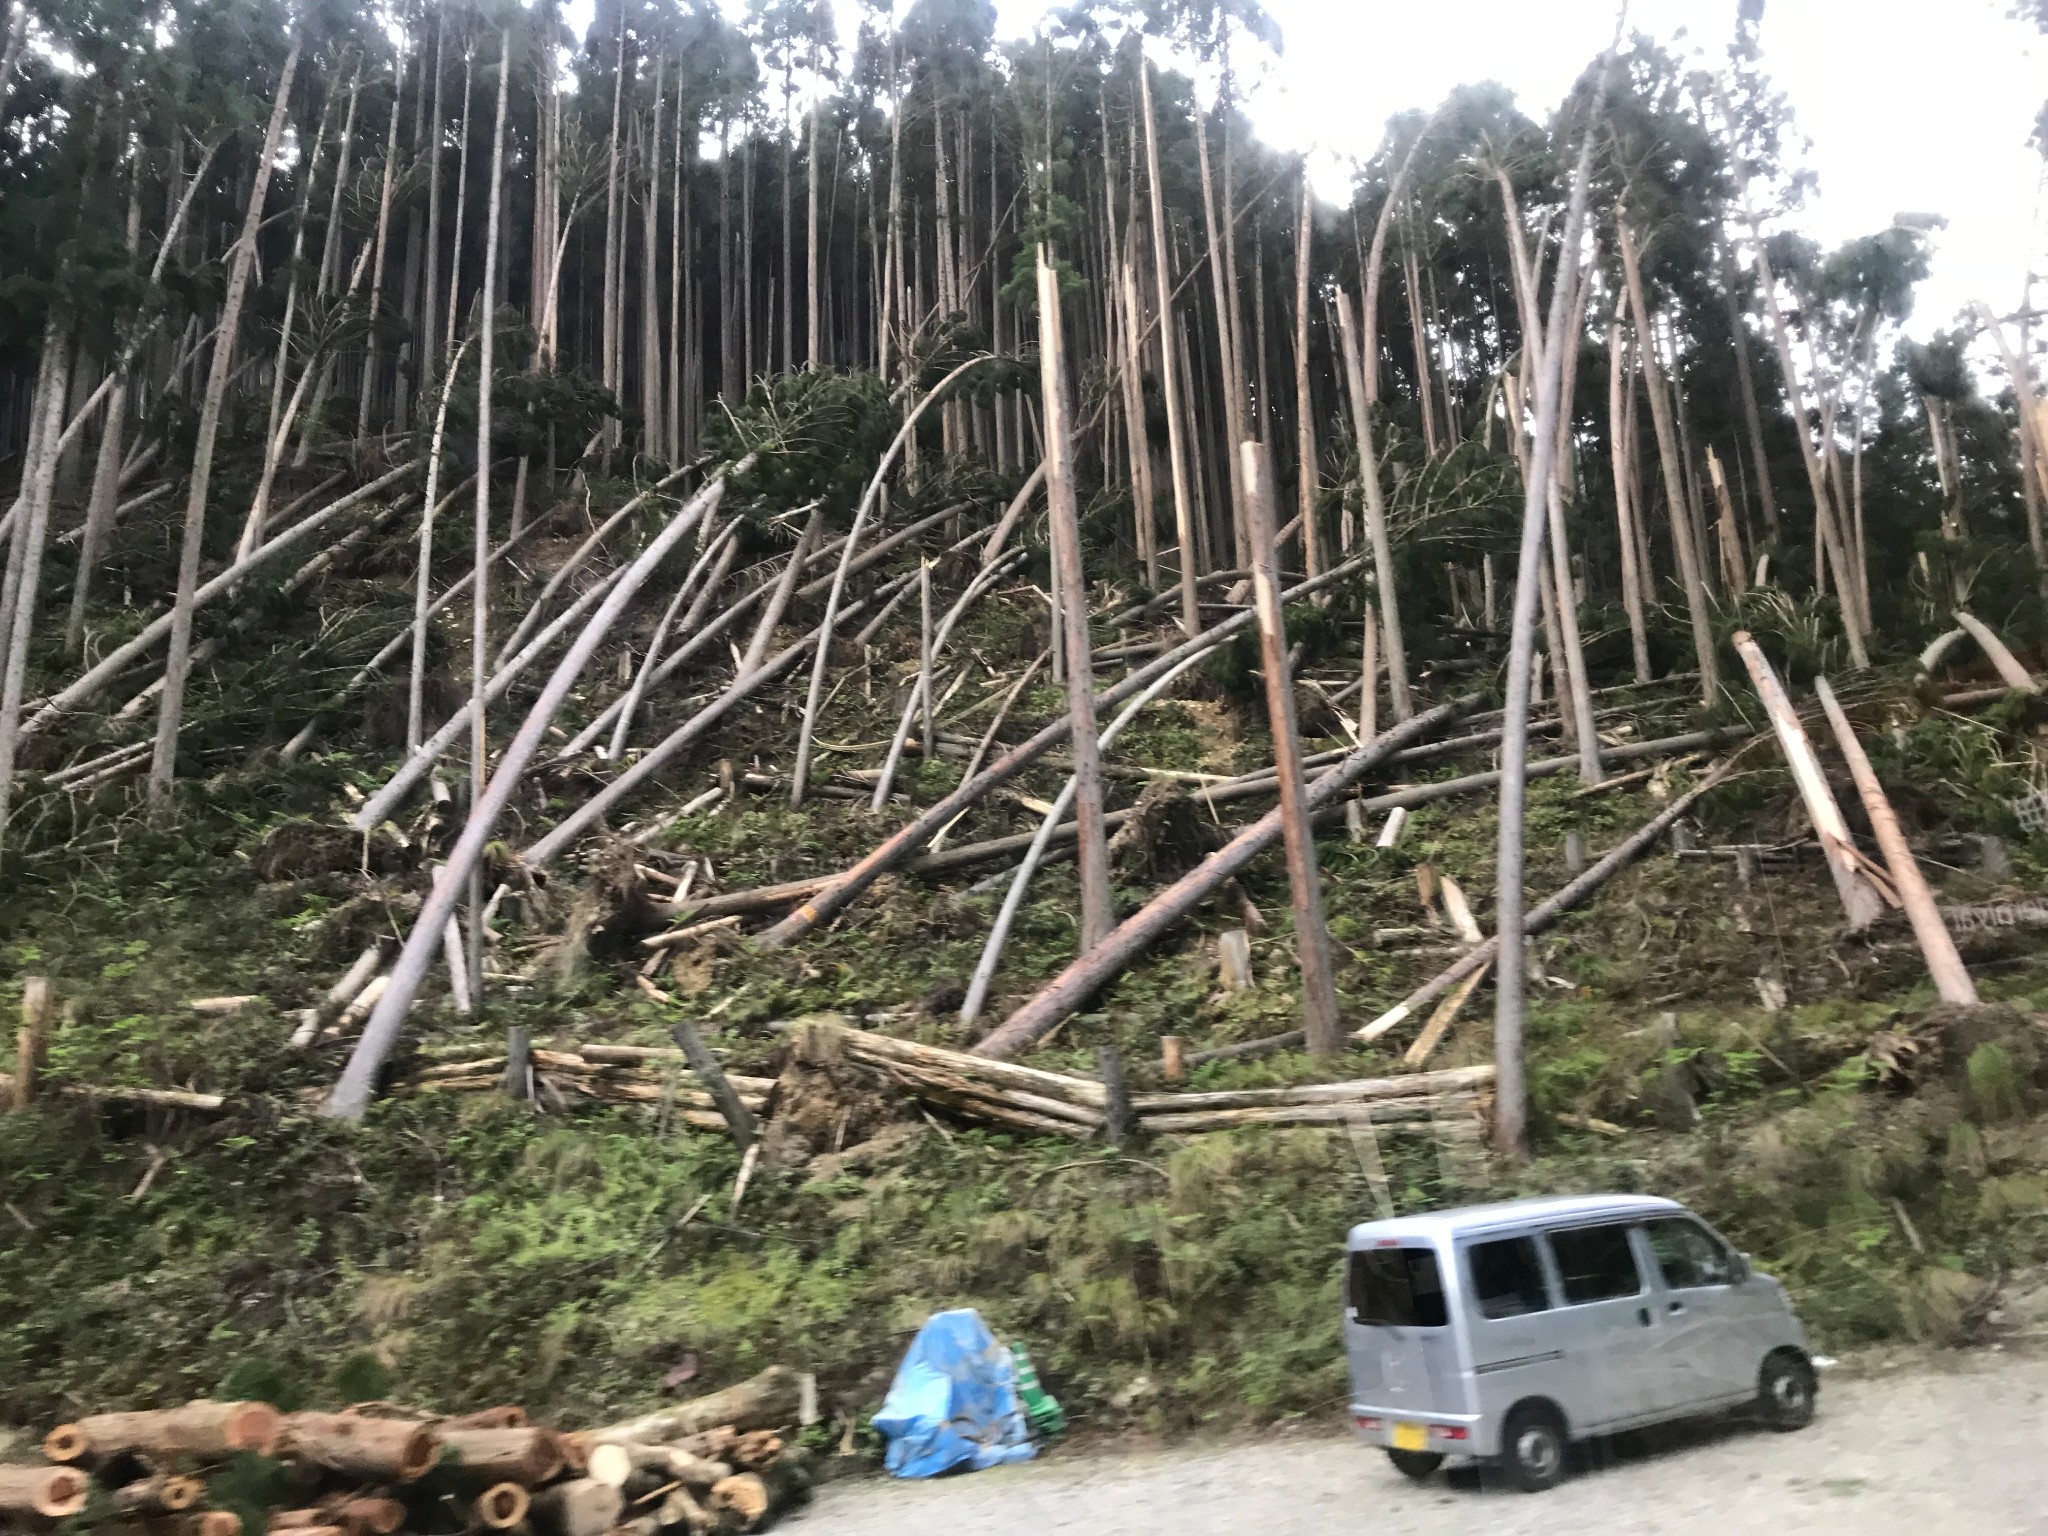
873 1309 1038 1478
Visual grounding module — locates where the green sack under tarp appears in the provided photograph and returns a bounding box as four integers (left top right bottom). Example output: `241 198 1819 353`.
1010 1343 1065 1437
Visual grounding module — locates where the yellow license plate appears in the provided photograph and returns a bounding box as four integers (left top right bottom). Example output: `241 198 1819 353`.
1392 1421 1429 1452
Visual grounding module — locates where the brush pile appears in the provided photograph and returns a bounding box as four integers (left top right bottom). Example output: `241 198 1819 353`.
11 1368 817 1536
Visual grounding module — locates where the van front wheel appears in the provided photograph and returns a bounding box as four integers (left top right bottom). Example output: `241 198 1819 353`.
1498 1404 1568 1493
1757 1351 1817 1431
1386 1448 1444 1482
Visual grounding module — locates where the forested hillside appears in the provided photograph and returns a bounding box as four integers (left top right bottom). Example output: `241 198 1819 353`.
1 0 2046 1465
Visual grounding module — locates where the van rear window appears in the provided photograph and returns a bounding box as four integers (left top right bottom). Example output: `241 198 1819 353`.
1348 1246 1447 1328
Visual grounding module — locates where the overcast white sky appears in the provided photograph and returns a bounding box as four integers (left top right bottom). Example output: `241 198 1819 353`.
583 0 2048 341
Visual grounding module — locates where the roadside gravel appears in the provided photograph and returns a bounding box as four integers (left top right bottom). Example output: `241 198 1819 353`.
790 1351 2048 1536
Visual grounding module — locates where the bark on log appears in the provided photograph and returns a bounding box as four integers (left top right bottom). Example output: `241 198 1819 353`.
1815 677 1978 1006
587 1441 729 1489
439 1427 565 1484
974 698 1472 1058
1128 1065 1494 1114
1138 1093 1473 1134
472 1484 530 1530
1732 632 1888 932
112 1476 206 1516
592 1367 803 1443
271 1499 402 1536
277 1413 440 1482
0 1466 88 1519
530 1479 622 1536
53 1401 283 1463
666 1428 739 1466
816 1019 1108 1107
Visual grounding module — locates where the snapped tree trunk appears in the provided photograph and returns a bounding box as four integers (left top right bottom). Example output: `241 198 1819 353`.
1138 57 1202 636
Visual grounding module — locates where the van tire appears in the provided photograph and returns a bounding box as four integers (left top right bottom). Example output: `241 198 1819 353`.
1497 1403 1568 1493
1386 1449 1444 1481
1756 1350 1817 1431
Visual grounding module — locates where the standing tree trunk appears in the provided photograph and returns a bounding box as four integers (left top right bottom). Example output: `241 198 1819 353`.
1333 289 1412 720
1608 311 1652 681
466 26 511 1005
600 17 626 450
147 41 301 813
1193 111 1248 567
421 18 447 392
641 59 666 462
1292 168 1321 578
806 93 821 369
1616 216 1721 701
1037 248 1113 951
1718 234 1780 541
0 319 73 850
1493 50 1607 1161
1138 58 1200 637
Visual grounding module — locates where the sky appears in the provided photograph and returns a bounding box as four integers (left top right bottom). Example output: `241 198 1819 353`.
573 0 2048 344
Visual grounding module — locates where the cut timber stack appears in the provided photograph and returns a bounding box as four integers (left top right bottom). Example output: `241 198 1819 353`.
396 1048 774 1132
13 1366 817 1536
794 1016 1490 1140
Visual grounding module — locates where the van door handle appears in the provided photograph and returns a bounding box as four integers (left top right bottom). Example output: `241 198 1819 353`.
1637 1307 1652 1328
1668 1302 1686 1316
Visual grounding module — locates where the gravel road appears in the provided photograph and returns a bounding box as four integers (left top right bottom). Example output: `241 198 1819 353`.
790 1352 2048 1536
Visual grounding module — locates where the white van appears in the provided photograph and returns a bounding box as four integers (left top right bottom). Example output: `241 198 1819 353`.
1345 1194 1815 1492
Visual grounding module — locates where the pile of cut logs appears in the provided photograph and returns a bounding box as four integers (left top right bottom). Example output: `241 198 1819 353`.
403 1044 775 1131
796 1016 1493 1140
4 1367 815 1536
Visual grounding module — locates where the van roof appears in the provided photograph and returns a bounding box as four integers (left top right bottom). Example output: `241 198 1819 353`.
1346 1193 1683 1247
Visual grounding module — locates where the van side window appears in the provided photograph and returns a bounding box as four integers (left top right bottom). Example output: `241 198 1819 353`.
1546 1224 1643 1304
1348 1246 1448 1328
1643 1217 1738 1289
1466 1236 1552 1319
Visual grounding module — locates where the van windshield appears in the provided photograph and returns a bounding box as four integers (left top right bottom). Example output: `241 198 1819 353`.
1348 1245 1447 1328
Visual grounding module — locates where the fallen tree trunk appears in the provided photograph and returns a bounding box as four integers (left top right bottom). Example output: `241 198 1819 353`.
756 554 1371 948
111 1476 207 1517
1815 676 1978 1006
1128 1064 1493 1113
973 697 1471 1058
810 1017 1108 1107
1138 1093 1474 1134
0 1466 89 1520
439 1427 565 1485
276 1414 440 1481
46 1401 283 1463
591 1366 805 1443
23 461 418 739
1355 755 1746 1043
584 1440 730 1491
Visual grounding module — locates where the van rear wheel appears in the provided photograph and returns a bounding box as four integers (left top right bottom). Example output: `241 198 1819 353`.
1386 1448 1443 1481
1497 1404 1568 1493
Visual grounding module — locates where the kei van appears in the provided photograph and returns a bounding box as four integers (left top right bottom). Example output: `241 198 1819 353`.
1344 1193 1815 1492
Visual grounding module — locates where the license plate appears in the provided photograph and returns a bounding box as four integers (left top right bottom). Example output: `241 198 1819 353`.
1392 1421 1429 1452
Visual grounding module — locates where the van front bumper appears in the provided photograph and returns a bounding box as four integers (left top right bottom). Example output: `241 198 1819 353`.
1348 1403 1491 1459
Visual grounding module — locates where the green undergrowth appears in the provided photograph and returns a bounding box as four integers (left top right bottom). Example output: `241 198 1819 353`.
5 572 2048 1438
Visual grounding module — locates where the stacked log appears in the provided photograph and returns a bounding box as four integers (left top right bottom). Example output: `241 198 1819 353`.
10 1368 816 1535
794 1016 1488 1141
396 1049 774 1132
